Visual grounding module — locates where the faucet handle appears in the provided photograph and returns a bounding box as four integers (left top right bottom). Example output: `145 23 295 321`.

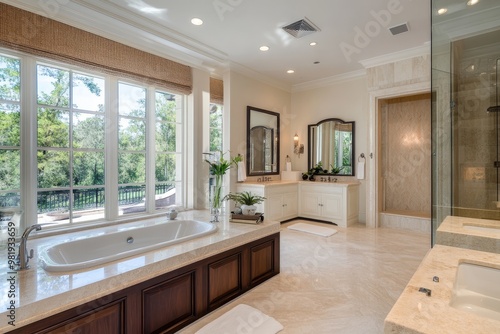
28 249 34 260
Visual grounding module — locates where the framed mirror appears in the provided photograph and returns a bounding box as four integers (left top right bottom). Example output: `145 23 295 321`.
247 106 280 176
308 118 355 176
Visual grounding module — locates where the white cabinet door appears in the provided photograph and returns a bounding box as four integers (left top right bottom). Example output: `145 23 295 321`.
266 193 284 221
322 193 343 220
283 192 298 218
300 192 321 216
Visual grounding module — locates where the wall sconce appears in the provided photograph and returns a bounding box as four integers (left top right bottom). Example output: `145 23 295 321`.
294 133 304 157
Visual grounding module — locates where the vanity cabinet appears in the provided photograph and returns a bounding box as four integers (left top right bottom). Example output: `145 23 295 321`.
10 233 280 334
236 181 359 226
236 183 298 222
299 182 359 227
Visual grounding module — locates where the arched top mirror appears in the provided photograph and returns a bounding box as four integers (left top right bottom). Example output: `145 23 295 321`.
308 118 355 176
247 106 280 176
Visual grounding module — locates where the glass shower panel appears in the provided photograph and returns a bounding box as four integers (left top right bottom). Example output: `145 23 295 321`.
431 0 500 245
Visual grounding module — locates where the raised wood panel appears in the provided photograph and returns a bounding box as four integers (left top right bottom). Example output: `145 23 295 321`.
208 253 242 307
38 299 125 334
13 233 280 334
250 240 274 284
142 271 195 334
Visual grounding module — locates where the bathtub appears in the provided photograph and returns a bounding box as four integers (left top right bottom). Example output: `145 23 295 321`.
39 220 218 272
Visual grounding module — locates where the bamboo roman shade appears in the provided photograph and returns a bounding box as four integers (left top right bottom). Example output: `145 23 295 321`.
0 3 192 94
210 77 224 104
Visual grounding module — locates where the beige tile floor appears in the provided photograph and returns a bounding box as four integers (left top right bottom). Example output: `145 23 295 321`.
179 219 430 334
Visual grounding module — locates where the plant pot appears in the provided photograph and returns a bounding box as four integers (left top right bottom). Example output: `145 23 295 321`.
241 204 257 215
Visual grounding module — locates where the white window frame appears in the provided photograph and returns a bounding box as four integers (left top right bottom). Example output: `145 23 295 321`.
0 48 187 234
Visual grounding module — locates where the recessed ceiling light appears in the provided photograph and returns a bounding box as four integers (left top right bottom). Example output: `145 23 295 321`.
259 46 270 51
287 70 295 74
437 8 448 15
309 42 317 46
191 18 203 25
467 0 479 5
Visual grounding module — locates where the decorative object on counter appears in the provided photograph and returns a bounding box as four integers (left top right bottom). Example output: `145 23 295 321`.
230 212 264 224
236 154 247 182
204 151 243 223
302 173 309 180
166 208 177 220
224 191 266 215
285 155 292 171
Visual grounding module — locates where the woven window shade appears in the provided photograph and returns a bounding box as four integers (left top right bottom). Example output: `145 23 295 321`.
210 77 223 104
0 3 192 94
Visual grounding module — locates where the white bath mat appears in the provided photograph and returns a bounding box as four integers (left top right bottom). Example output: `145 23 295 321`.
287 222 337 237
195 303 283 334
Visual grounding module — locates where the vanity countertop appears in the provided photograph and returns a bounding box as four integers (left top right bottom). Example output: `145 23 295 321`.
436 215 500 253
238 180 360 187
0 210 280 332
384 244 500 333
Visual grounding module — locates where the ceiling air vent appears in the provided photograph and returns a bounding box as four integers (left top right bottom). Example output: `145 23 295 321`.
282 17 320 38
389 22 409 35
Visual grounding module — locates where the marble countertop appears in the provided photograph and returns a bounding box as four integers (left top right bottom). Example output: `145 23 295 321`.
384 244 500 333
436 216 500 253
238 180 360 187
0 210 280 332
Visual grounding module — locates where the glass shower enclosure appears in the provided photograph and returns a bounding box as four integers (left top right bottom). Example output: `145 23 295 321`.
432 0 500 244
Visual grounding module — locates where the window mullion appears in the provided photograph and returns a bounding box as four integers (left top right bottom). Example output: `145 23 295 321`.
105 77 119 220
20 56 38 231
146 87 156 213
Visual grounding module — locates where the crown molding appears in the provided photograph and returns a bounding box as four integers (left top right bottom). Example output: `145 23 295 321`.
359 43 431 69
291 69 366 93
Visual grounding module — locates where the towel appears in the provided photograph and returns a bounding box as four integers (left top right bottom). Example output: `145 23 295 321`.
237 161 247 182
195 304 283 334
287 223 337 237
357 161 365 180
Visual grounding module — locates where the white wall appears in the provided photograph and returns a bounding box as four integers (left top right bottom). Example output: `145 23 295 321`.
226 71 292 187
291 75 369 223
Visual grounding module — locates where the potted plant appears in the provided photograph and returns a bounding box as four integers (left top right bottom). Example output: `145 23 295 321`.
224 191 266 215
204 151 242 222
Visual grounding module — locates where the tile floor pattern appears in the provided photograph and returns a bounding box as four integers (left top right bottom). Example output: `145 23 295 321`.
179 220 430 334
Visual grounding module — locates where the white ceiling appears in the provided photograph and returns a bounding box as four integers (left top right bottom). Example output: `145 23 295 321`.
6 0 432 89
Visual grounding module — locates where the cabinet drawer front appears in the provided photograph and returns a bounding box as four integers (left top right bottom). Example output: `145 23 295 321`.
266 184 297 195
300 184 343 195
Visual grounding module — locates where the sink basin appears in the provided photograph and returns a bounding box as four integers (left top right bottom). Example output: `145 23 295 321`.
39 220 217 272
450 262 500 321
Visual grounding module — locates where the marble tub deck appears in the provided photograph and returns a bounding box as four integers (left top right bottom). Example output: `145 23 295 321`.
179 220 430 334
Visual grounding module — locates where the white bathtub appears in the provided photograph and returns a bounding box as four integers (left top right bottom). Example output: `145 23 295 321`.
39 220 218 272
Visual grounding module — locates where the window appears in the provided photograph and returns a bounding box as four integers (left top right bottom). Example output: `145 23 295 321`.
0 50 185 228
36 64 106 223
0 54 21 224
209 103 223 152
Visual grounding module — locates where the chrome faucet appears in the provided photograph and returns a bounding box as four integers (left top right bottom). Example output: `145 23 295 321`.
16 224 42 270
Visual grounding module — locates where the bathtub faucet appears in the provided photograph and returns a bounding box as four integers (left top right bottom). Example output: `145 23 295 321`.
16 224 43 270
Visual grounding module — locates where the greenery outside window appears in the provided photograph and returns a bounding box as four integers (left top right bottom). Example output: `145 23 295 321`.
209 103 223 152
0 49 186 228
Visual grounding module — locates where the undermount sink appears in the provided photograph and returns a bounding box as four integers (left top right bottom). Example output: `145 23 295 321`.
450 262 500 321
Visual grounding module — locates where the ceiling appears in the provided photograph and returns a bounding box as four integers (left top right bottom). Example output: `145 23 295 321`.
5 0 432 90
